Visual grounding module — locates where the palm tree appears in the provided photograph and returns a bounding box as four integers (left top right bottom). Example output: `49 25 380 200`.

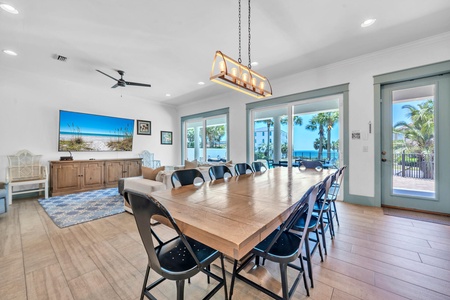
313 138 327 151
325 112 339 160
306 112 339 160
394 99 434 178
264 119 274 159
306 114 327 159
280 115 303 127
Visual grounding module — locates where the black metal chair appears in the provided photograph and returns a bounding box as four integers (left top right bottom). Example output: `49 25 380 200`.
123 190 228 300
251 161 267 172
234 163 253 175
208 165 233 180
171 169 205 188
290 174 334 288
266 159 274 169
229 183 320 300
322 165 347 227
312 172 337 256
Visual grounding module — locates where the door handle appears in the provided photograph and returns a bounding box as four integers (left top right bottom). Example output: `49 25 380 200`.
381 158 387 162
381 151 386 155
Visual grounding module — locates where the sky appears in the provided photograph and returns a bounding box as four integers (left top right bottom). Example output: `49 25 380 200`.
293 114 339 150
392 99 431 126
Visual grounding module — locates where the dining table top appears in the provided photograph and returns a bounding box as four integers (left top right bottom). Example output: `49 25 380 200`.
150 167 332 260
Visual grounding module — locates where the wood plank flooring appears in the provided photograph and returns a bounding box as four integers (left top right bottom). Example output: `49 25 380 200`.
1 198 449 300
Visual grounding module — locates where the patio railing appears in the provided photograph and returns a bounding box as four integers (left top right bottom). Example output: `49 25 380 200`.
393 152 434 180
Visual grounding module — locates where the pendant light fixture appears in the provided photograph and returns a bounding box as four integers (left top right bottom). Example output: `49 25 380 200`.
210 0 272 99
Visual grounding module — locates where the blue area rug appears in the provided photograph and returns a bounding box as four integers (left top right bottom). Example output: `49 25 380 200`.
39 188 124 228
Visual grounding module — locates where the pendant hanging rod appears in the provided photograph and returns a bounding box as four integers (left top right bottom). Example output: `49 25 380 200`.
210 0 272 99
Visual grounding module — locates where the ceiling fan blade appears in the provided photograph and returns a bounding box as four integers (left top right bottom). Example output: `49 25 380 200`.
126 81 152 87
111 83 119 88
96 69 118 81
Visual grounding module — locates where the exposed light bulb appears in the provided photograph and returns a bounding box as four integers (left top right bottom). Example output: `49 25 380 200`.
259 81 265 91
242 73 248 83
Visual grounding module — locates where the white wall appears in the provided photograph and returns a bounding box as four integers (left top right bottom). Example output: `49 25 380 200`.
177 32 450 201
0 69 179 183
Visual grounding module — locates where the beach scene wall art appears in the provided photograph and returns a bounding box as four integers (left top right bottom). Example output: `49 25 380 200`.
58 110 134 152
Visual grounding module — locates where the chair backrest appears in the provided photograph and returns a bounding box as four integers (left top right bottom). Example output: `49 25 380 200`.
313 173 335 220
264 183 320 256
139 150 161 168
209 165 233 180
328 165 347 200
234 163 253 175
300 160 323 169
7 150 46 182
251 161 267 172
123 190 202 277
266 159 274 169
171 169 205 188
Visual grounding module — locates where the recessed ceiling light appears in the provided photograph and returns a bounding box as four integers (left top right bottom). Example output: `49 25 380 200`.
165 93 171 97
3 49 17 56
251 61 259 66
198 81 205 85
0 3 19 14
361 19 376 28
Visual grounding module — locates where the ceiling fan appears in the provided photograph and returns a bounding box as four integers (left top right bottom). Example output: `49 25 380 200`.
96 69 151 88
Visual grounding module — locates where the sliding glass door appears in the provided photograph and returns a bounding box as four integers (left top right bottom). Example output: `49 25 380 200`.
250 96 341 168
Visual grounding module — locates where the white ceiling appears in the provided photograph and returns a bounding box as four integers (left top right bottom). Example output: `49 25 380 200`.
1 0 450 106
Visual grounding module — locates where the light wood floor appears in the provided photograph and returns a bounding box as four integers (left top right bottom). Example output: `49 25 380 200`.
1 198 450 300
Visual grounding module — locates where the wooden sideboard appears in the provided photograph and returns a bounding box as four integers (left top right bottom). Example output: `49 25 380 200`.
49 158 142 196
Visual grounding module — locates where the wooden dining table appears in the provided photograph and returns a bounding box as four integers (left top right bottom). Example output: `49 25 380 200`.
151 167 332 260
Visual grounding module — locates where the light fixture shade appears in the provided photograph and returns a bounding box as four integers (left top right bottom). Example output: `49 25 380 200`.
210 51 272 99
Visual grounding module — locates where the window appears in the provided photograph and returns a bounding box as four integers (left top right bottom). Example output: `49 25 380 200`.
181 108 229 163
248 89 344 166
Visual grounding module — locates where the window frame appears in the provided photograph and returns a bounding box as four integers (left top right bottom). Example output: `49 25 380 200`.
181 108 229 163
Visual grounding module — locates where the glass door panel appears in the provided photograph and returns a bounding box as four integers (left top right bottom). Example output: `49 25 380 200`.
206 115 227 162
391 89 435 198
381 74 450 213
185 119 203 161
253 107 288 166
292 104 340 168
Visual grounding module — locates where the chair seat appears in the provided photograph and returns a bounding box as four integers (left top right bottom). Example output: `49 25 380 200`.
292 214 319 231
158 236 219 276
313 201 330 212
253 230 301 262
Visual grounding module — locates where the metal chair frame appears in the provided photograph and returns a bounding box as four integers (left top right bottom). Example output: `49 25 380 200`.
234 163 253 175
229 183 320 300
208 165 233 180
171 169 205 188
124 190 228 300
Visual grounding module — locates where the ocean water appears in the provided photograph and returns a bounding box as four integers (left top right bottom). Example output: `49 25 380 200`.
59 132 127 138
293 150 338 159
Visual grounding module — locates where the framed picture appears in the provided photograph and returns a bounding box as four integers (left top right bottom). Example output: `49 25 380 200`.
137 120 151 135
161 131 173 145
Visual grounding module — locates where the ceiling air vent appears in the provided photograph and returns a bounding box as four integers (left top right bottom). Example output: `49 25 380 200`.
55 55 68 62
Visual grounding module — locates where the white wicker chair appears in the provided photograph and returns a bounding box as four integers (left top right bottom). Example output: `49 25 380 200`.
5 150 48 205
